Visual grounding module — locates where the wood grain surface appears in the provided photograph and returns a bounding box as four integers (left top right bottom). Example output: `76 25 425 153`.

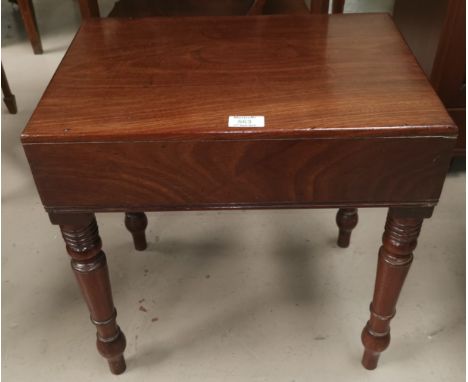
21 14 456 144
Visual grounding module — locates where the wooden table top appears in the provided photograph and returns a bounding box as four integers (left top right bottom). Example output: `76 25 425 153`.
22 14 455 143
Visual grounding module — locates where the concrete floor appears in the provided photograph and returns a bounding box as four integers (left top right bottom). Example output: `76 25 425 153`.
2 1 465 381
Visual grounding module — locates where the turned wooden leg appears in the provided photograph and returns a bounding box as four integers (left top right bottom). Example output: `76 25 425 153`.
50 213 126 375
336 208 358 248
1 65 17 114
17 0 43 54
361 207 431 370
125 212 148 251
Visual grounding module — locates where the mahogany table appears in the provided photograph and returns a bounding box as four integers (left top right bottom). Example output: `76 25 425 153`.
22 14 457 375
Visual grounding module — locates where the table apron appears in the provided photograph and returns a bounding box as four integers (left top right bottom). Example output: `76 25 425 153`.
23 137 455 212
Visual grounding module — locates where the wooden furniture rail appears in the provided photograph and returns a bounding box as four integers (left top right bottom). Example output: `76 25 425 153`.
22 14 457 375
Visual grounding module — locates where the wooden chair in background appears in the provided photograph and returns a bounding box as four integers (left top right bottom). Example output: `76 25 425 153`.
9 0 43 54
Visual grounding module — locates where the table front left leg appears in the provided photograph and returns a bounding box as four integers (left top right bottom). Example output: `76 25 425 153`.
50 213 126 375
361 207 432 370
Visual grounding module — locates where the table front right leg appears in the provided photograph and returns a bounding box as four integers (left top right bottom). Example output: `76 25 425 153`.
361 207 431 370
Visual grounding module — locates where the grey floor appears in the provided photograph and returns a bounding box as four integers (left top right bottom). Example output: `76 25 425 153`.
2 1 465 381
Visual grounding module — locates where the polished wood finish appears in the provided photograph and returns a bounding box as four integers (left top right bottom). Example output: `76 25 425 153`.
361 207 428 369
336 208 357 248
124 212 148 250
2 65 17 114
52 213 126 374
22 15 456 373
21 15 455 144
22 16 456 212
393 0 465 156
17 0 43 54
25 138 454 212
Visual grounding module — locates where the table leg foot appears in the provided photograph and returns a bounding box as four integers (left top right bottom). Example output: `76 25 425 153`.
361 349 380 370
361 207 427 370
125 212 148 250
52 213 127 375
107 354 127 375
336 208 358 248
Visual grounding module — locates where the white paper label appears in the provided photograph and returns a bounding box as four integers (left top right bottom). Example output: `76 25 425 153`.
228 116 265 128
